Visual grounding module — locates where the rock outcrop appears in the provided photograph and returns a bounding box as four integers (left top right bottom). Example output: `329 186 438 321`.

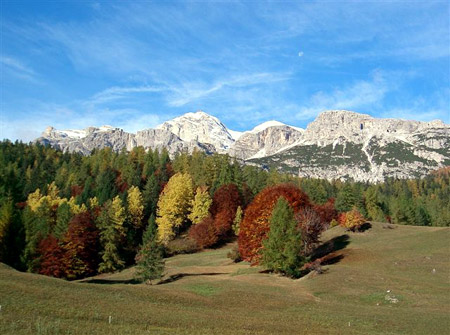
35 110 450 182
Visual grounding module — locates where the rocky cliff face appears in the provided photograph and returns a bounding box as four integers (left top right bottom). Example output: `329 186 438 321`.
36 110 449 182
248 110 450 182
229 123 303 160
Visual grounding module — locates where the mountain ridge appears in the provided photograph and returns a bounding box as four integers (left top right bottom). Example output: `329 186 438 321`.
36 110 449 182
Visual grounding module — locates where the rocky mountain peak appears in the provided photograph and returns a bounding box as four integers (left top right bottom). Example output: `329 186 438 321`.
157 110 236 152
35 109 449 182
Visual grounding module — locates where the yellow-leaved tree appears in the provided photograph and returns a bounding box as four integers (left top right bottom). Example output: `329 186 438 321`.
188 186 212 225
156 173 194 244
127 186 144 229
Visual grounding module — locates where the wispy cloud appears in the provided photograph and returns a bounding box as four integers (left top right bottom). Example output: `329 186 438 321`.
87 85 167 106
166 72 291 107
1 56 37 81
295 71 389 120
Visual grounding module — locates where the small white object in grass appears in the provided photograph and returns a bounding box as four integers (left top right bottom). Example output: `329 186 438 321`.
387 290 390 293
109 315 112 324
432 268 436 274
348 322 351 327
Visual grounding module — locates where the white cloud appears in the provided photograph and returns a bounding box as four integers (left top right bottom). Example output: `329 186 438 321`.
87 85 166 106
1 56 37 81
296 71 388 120
166 72 291 107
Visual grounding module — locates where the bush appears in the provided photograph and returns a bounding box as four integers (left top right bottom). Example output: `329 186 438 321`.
165 237 198 256
227 245 241 263
339 208 365 232
188 217 218 249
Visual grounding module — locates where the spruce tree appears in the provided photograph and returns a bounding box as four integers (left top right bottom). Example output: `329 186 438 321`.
135 214 165 284
261 197 305 278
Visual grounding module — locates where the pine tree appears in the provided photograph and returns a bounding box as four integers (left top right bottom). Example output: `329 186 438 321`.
54 201 72 239
156 173 194 244
97 196 126 273
335 183 356 212
188 187 212 225
134 214 165 284
261 197 304 278
142 174 160 219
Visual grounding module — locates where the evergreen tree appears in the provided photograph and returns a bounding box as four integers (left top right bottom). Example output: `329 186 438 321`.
261 197 304 278
97 196 126 273
335 183 356 212
134 214 165 284
53 201 72 239
142 174 160 219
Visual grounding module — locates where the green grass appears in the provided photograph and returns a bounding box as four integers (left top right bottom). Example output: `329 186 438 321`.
1 222 449 334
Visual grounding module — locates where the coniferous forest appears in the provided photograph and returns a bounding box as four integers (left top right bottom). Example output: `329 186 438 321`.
0 140 449 281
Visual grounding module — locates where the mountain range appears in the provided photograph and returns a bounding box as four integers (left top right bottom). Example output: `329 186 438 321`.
36 110 450 182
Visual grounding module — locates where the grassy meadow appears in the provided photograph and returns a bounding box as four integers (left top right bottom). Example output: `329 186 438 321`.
1 222 449 334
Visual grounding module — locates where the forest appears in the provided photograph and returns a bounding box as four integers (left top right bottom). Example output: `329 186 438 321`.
0 140 449 282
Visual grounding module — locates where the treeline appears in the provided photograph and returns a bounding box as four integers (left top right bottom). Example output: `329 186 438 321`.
0 141 448 280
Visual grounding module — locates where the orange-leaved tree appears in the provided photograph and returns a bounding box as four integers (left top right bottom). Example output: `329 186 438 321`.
238 184 311 264
338 208 366 231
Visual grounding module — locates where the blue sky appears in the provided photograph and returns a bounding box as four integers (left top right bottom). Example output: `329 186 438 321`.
1 1 449 141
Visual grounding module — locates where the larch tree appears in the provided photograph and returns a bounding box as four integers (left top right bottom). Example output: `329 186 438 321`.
232 206 243 236
188 186 212 225
156 173 194 245
127 186 144 229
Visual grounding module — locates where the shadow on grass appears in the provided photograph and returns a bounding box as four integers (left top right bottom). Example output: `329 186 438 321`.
158 272 228 285
81 272 228 285
80 278 141 285
358 222 372 232
312 234 350 261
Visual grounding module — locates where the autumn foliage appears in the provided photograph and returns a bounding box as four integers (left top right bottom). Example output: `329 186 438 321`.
188 217 218 249
338 208 366 231
63 212 100 279
314 198 339 226
238 184 311 264
37 212 100 279
210 184 241 238
38 235 66 278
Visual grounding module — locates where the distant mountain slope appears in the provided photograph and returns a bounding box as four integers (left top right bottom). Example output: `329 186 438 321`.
36 110 449 182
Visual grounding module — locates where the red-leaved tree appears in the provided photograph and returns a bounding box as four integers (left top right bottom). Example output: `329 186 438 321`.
62 212 100 279
238 184 311 264
188 217 218 249
314 198 339 227
38 235 66 278
210 184 241 239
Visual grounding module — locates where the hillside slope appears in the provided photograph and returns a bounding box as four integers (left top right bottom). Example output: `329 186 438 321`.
1 222 449 335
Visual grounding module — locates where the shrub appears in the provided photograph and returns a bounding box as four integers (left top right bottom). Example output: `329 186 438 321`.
296 207 325 256
188 217 218 249
227 245 241 263
339 208 365 232
165 237 198 256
